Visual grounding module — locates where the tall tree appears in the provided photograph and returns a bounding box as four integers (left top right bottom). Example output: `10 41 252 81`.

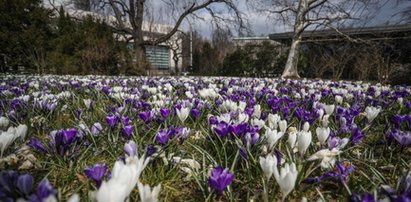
0 0 52 73
250 0 383 78
85 0 245 75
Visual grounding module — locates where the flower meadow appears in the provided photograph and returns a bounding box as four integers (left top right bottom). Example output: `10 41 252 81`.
0 75 410 202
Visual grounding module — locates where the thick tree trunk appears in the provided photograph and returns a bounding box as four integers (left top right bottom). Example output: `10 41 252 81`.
281 38 301 79
281 0 309 79
134 42 147 75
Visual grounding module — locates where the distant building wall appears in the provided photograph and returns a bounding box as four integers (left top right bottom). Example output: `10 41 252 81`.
42 0 183 75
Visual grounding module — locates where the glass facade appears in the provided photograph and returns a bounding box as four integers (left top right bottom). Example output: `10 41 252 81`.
146 46 170 70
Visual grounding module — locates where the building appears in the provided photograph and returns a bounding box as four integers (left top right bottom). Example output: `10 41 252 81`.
232 36 280 47
42 0 183 75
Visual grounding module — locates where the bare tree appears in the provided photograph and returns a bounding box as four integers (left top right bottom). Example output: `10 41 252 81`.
89 0 246 75
250 0 383 78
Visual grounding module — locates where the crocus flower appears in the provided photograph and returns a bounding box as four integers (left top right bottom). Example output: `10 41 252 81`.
17 173 34 195
323 104 335 115
29 178 57 202
160 108 170 119
297 131 312 156
265 128 284 149
122 125 134 138
15 124 28 140
351 127 364 145
28 137 48 153
364 106 381 123
91 122 103 136
62 128 77 145
273 162 298 200
259 154 277 179
83 99 93 110
316 127 330 144
137 183 161 202
176 107 190 123
191 108 201 118
84 163 107 187
96 154 150 202
0 116 9 128
156 129 172 145
124 140 137 156
308 148 341 169
146 144 157 157
328 136 349 150
0 130 15 157
139 111 152 123
106 114 118 128
208 166 234 195
121 116 130 125
267 113 280 129
279 120 287 133
288 131 297 149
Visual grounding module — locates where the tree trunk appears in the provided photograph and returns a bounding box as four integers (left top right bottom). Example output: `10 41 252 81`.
134 42 147 75
282 37 301 78
281 0 309 79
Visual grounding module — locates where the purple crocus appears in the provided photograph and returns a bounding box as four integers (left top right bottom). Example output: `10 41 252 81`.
191 108 201 118
16 173 34 195
139 111 152 123
156 128 172 145
214 121 229 137
62 128 77 145
124 140 137 156
84 163 107 187
121 116 130 125
122 124 135 139
208 166 235 195
28 137 48 153
350 127 364 145
160 107 171 119
146 144 157 157
105 114 118 128
28 178 57 202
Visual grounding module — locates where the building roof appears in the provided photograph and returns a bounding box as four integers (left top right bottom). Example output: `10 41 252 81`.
269 24 411 43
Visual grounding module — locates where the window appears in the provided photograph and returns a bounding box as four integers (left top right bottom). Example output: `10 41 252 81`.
146 46 170 70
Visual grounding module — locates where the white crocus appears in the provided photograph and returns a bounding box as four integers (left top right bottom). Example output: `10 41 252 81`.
302 122 310 132
15 124 28 140
308 148 341 169
279 120 287 133
252 104 262 118
317 109 325 120
316 127 330 144
83 99 93 110
67 194 80 202
335 95 343 105
321 114 330 127
138 183 161 202
288 131 297 149
96 155 150 202
297 131 312 156
259 154 277 179
265 128 284 149
268 114 281 129
324 104 335 115
0 130 16 157
237 113 249 123
273 162 298 200
0 116 9 128
364 106 381 123
251 118 265 129
176 107 190 123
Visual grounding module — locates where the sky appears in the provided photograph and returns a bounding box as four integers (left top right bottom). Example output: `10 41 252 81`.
184 0 411 38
